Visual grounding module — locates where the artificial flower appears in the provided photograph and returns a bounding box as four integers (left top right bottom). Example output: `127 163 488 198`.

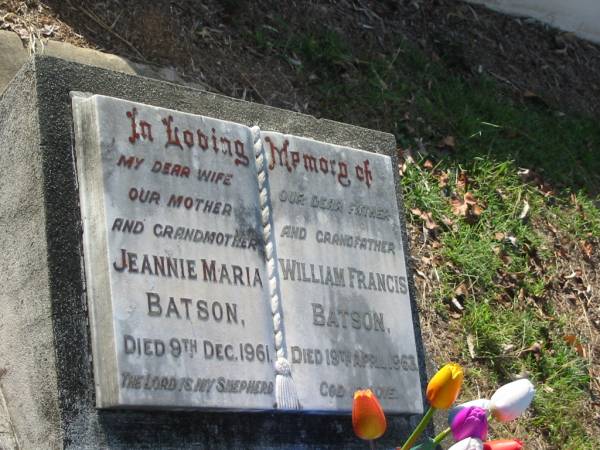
426 363 464 408
352 389 386 440
448 437 484 450
483 439 524 450
448 398 491 425
490 379 535 422
450 406 488 441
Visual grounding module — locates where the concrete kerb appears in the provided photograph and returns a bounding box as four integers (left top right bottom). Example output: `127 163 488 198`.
0 30 210 96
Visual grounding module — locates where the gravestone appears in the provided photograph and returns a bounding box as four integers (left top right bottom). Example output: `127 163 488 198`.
0 56 428 449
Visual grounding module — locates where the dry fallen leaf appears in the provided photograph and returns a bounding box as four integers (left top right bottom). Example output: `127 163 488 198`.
564 269 582 280
471 204 484 217
519 199 530 220
503 343 516 354
438 171 449 188
457 170 469 192
464 192 477 205
399 163 407 176
423 159 434 170
438 135 456 149
493 246 512 265
441 215 455 228
410 208 438 231
451 196 469 216
41 24 57 37
451 192 484 219
547 221 559 236
570 193 579 207
523 90 549 106
467 334 476 359
521 342 542 361
580 240 593 258
415 269 428 279
450 297 464 311
454 283 468 297
398 147 415 176
563 334 585 357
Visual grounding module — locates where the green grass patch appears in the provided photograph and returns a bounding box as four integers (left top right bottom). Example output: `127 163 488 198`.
399 162 451 221
417 76 600 193
463 301 592 448
530 342 593 449
548 191 600 240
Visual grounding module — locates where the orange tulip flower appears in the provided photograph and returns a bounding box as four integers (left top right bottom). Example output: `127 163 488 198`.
426 363 464 409
352 389 387 440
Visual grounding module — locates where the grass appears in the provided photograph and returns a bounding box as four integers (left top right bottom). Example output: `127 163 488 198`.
465 301 592 449
549 192 600 239
402 157 596 448
251 27 600 448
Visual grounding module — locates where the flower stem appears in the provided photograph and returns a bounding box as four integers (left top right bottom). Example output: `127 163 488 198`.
432 426 451 444
400 407 435 450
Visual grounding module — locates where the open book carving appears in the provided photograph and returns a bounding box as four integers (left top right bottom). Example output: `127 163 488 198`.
72 93 423 414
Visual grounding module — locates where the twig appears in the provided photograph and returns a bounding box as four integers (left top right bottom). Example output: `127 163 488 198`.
70 1 146 61
387 45 404 71
109 10 124 30
487 70 519 90
238 70 267 104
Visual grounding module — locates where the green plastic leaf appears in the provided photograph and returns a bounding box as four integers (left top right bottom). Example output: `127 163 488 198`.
410 438 437 450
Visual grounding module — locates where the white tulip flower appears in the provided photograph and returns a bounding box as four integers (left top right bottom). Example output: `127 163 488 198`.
490 378 535 422
448 437 484 450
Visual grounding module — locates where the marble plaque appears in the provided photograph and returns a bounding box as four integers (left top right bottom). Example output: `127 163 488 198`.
263 132 423 414
72 94 276 409
72 93 422 413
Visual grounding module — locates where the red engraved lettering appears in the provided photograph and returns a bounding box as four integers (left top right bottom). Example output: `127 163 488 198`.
127 108 153 143
234 140 249 166
162 115 183 149
197 130 209 150
126 108 140 143
183 130 194 148
265 136 291 172
338 161 350 187
356 160 373 188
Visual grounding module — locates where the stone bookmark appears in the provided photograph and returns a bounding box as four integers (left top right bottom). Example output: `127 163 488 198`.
252 125 301 410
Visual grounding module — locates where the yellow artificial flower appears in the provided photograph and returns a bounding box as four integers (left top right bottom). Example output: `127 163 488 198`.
426 363 464 409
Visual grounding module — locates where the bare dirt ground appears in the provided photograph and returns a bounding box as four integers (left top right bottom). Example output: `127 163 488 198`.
2 0 600 117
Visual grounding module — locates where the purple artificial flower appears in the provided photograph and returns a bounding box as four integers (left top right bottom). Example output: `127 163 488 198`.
450 406 488 441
